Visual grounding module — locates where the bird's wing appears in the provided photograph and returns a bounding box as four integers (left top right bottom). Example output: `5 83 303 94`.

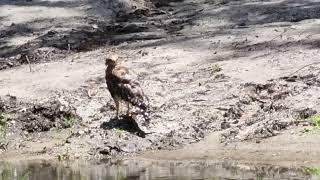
115 77 148 110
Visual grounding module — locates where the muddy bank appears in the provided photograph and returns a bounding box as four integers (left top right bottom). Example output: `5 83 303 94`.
220 68 320 143
1 0 320 164
0 67 319 162
0 96 81 152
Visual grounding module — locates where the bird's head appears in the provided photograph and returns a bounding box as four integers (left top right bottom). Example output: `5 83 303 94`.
105 55 119 67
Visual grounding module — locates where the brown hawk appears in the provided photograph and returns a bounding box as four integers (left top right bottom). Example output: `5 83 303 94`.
105 55 149 119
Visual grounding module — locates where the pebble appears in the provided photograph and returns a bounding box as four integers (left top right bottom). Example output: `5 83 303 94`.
74 153 80 159
221 122 231 129
84 128 89 133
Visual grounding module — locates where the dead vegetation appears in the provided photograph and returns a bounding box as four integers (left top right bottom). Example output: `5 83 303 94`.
220 68 320 142
0 95 81 135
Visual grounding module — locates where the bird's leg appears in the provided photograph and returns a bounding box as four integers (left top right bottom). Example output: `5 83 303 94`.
126 102 131 116
114 98 120 119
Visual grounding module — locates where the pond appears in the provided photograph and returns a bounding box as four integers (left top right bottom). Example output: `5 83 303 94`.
0 159 319 180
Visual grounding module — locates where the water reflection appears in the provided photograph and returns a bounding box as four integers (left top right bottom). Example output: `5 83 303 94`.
0 159 318 180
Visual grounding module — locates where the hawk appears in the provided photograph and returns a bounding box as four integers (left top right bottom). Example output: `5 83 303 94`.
105 55 149 119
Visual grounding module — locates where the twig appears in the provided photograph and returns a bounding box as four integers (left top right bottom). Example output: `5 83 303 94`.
287 62 320 77
67 44 71 54
25 55 32 72
43 50 51 59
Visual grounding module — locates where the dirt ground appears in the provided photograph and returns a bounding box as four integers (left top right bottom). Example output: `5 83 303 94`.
0 0 320 165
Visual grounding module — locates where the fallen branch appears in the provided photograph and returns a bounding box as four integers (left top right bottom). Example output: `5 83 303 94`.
287 62 320 77
25 55 32 72
67 44 71 54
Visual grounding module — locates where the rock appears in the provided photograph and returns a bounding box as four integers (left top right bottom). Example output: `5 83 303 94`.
99 148 110 155
74 153 80 159
78 130 85 136
221 121 231 130
295 108 317 119
83 128 90 134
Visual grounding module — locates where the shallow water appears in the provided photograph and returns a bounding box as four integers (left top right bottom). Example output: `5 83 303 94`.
0 159 319 180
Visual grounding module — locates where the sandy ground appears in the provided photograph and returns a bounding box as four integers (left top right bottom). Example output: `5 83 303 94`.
142 128 320 167
0 0 320 166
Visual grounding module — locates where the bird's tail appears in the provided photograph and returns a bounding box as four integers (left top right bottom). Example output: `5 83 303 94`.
136 97 150 121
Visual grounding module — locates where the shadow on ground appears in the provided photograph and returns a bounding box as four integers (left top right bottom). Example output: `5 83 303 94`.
123 0 320 56
209 0 320 25
100 115 147 138
1 0 320 69
0 0 77 7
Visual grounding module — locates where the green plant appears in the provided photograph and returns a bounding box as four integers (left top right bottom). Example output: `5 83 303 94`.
0 113 10 149
57 149 71 161
210 64 222 74
309 114 320 129
304 167 320 176
0 113 10 127
57 154 69 161
63 115 75 128
114 128 123 138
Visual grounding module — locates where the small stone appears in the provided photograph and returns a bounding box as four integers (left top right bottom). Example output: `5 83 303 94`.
232 120 239 124
141 52 148 56
16 54 21 59
74 153 80 159
18 143 26 148
304 128 311 132
84 128 89 133
221 122 231 129
6 62 14 67
91 24 98 29
99 149 110 155
155 92 164 97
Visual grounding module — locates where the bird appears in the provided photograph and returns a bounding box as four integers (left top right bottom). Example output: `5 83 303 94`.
104 55 149 119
